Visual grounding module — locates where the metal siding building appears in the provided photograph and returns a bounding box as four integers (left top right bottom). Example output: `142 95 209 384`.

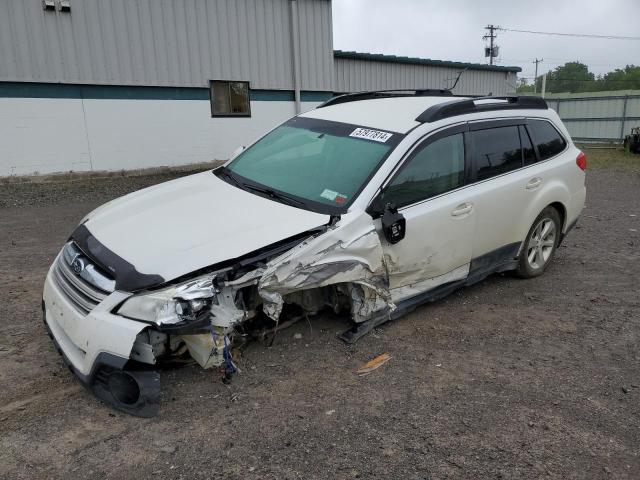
334 51 517 96
0 0 334 91
0 0 521 177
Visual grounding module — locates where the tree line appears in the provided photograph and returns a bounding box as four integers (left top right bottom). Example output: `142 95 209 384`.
517 62 640 93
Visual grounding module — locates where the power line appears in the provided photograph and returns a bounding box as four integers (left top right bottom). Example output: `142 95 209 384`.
502 58 629 68
519 77 640 83
499 27 640 41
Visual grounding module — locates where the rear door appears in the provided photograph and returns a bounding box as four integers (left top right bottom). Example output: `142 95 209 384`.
466 120 537 275
373 125 477 302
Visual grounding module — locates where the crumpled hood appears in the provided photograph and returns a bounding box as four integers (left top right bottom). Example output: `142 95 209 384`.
81 171 329 284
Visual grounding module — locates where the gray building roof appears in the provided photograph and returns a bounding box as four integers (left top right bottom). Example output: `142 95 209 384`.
334 50 522 73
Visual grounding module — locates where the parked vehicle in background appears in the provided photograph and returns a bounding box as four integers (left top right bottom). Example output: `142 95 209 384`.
624 127 640 154
42 91 586 416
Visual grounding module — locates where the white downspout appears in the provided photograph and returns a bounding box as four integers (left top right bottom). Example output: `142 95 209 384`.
290 0 302 114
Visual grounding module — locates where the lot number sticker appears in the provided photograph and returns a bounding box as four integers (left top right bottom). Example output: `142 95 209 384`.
349 128 393 143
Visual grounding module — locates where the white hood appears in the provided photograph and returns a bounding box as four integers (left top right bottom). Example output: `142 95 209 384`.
83 171 329 282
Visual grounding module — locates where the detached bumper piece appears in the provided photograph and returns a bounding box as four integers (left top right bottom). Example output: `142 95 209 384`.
42 303 161 417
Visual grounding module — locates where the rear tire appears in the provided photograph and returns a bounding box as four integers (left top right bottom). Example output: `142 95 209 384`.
516 207 561 278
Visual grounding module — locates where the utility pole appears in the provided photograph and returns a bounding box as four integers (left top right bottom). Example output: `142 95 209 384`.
484 25 498 65
533 58 543 93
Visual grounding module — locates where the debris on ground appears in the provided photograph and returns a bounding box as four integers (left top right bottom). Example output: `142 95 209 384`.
357 353 392 376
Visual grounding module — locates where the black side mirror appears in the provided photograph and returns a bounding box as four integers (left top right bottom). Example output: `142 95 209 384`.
381 203 406 244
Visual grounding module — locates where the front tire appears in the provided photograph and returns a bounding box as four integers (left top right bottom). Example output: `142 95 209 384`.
516 207 561 278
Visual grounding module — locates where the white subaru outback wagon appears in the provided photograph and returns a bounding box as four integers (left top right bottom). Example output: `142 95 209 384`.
42 91 586 415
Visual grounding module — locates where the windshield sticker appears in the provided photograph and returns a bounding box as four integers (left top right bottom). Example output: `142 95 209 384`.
349 128 393 143
321 189 339 201
321 189 348 204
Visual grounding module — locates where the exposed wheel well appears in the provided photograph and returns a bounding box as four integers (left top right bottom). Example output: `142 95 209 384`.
548 202 567 232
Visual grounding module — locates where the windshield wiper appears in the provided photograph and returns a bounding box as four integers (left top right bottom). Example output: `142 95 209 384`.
218 167 242 188
241 183 305 207
218 168 305 208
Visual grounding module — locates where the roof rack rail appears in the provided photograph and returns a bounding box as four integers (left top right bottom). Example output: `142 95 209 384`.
318 89 453 108
415 95 548 123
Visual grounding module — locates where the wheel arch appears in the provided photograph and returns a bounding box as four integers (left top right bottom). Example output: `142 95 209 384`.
517 180 571 255
548 201 567 232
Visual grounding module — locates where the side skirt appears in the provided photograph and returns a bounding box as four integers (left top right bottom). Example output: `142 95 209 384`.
339 242 521 344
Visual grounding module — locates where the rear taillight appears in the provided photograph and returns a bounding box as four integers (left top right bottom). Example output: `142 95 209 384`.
576 151 587 171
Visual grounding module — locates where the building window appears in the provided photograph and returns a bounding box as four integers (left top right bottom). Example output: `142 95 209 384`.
210 81 251 117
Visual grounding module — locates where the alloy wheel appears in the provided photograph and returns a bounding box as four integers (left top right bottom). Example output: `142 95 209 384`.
526 218 556 270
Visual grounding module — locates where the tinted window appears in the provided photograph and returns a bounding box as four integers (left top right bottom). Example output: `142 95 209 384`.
520 125 536 166
471 126 523 180
528 120 566 160
382 133 464 208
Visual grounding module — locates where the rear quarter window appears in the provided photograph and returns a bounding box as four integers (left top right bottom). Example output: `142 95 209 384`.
528 120 567 160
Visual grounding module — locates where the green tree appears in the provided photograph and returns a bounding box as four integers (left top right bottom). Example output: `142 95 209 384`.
516 77 535 93
519 63 639 94
536 62 595 93
599 65 640 90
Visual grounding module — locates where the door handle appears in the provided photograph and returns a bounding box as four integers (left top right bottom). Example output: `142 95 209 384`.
451 203 473 217
526 177 542 190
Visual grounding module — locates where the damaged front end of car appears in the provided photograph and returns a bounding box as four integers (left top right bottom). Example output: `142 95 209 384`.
43 212 395 417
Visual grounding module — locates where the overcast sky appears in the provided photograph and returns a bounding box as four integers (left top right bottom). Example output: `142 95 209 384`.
332 0 639 81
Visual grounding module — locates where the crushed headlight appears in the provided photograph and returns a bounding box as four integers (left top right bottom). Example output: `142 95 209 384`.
117 275 217 326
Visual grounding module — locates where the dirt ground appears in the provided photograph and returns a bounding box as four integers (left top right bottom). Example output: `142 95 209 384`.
1 150 639 479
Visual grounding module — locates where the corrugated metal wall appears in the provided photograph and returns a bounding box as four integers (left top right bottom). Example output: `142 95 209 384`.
334 57 516 96
544 91 640 141
0 0 334 91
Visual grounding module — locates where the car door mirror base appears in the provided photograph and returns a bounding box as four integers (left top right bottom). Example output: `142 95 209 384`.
381 203 406 244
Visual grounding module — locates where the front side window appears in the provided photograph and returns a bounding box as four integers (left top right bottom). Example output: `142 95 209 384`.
222 118 398 211
528 120 567 160
210 81 250 117
381 133 465 208
471 126 523 181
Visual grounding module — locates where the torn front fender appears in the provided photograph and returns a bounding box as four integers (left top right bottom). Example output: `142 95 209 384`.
257 212 393 322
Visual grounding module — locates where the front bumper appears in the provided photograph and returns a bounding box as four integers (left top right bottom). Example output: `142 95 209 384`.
42 265 161 416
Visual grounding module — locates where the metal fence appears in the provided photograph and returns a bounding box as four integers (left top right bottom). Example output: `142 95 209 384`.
542 90 640 143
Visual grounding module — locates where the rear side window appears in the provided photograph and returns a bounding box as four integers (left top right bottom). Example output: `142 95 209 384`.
382 133 465 208
471 126 523 181
528 120 567 160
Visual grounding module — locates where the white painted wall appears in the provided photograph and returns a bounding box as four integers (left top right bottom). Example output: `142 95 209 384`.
0 98 321 176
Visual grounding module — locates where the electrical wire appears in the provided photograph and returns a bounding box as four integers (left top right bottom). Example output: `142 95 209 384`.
518 77 639 82
499 28 640 41
501 58 626 68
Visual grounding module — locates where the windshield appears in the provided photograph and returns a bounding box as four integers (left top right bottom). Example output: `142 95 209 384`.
222 117 401 212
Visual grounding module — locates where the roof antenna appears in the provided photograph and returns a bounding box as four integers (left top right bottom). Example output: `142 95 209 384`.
447 67 469 92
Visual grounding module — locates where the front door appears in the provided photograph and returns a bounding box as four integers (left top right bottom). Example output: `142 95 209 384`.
373 127 477 303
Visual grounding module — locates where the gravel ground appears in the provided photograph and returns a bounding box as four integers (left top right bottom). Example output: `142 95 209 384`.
1 155 639 479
